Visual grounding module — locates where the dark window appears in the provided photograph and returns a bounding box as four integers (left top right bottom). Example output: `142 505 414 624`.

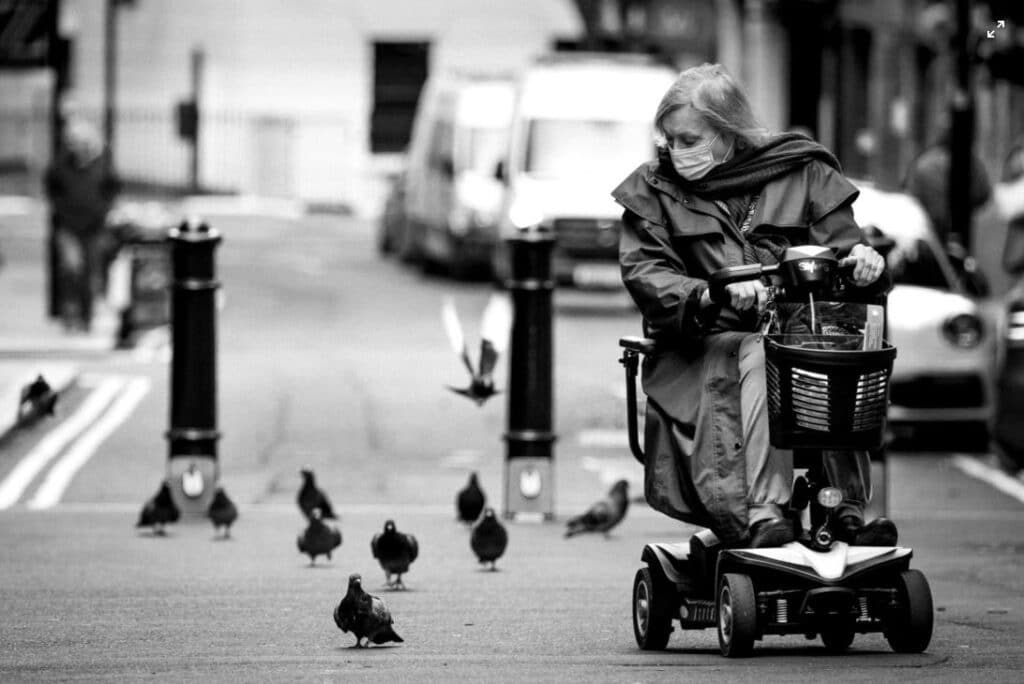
371 41 429 153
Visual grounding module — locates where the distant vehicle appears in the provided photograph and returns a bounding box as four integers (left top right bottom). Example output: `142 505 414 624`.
492 53 676 288
400 75 515 278
851 180 996 446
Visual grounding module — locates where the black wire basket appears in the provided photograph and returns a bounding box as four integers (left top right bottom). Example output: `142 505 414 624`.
764 333 897 450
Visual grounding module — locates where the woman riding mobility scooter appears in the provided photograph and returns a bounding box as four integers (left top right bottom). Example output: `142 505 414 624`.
621 245 933 657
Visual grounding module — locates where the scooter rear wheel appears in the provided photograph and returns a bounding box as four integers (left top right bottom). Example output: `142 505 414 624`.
718 573 757 657
632 567 673 650
884 569 933 653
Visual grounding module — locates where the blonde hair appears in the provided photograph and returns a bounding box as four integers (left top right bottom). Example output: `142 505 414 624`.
654 63 769 150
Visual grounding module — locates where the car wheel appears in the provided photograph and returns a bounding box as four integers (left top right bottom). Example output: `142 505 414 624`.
717 573 757 657
632 567 673 650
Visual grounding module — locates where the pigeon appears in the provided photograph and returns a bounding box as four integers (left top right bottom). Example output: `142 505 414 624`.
564 479 630 538
18 374 57 421
470 507 508 570
456 471 486 524
206 486 238 538
136 479 180 535
297 466 337 521
441 293 512 405
297 508 342 565
371 519 419 589
333 573 404 648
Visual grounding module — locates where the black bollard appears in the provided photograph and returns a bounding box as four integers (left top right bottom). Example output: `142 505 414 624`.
503 231 556 521
165 218 222 516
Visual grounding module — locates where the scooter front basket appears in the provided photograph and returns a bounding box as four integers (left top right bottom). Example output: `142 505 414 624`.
764 334 896 450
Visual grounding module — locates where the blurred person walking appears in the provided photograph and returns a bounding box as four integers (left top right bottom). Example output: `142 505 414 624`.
902 127 992 249
992 135 1024 472
43 117 120 332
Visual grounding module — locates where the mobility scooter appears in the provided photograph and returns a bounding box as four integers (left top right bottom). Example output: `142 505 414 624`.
620 245 933 657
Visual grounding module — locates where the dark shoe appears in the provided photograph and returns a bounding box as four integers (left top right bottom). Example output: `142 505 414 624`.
836 515 898 546
748 517 796 548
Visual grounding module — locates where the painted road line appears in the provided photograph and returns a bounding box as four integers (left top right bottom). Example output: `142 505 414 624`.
577 428 630 448
28 376 151 510
951 454 1024 505
0 376 125 510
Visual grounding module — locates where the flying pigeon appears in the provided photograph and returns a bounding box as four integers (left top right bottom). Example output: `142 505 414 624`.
456 472 486 524
333 573 404 648
371 519 419 589
136 479 180 536
18 374 57 421
297 508 342 565
470 507 508 570
206 486 238 538
564 479 630 538
441 293 513 405
297 466 337 521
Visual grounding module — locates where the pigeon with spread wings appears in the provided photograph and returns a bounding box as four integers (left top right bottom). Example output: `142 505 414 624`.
441 293 512 406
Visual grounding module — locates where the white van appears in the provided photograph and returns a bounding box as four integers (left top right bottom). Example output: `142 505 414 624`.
402 75 515 277
493 53 677 287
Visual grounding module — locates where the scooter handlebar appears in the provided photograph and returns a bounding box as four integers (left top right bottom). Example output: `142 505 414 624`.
707 263 778 304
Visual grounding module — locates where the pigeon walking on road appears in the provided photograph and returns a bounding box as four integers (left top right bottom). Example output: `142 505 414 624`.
297 466 337 521
297 508 342 565
207 486 238 538
136 480 180 536
441 293 512 406
470 507 508 570
333 573 404 648
564 480 630 538
456 472 486 524
371 519 419 589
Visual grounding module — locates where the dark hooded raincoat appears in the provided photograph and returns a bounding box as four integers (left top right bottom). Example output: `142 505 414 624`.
612 136 884 542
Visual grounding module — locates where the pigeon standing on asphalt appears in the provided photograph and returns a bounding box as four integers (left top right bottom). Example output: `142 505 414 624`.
297 508 342 565
206 486 238 538
564 479 630 538
371 519 419 589
297 466 337 521
456 471 486 524
441 293 512 406
136 479 180 536
333 573 404 648
470 507 508 570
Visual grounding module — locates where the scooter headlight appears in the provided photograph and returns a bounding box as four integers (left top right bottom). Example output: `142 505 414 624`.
817 487 844 509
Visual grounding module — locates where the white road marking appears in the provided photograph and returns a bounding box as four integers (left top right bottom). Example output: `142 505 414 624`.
580 455 642 488
0 377 125 510
577 428 630 448
27 377 151 510
951 454 1024 506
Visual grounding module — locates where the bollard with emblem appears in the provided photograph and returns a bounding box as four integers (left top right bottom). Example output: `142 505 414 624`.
165 218 222 516
503 230 556 521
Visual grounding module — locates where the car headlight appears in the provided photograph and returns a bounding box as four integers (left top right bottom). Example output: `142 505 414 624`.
942 313 983 348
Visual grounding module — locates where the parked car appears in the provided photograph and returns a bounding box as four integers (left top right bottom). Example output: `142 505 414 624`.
492 53 676 288
851 180 997 447
400 74 515 277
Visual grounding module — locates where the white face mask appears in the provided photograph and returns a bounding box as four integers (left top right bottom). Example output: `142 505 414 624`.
669 134 728 180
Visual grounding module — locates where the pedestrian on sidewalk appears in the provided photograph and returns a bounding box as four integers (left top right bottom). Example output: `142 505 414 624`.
43 117 120 332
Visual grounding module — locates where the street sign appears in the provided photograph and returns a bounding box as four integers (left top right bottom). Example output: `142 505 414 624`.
0 0 55 68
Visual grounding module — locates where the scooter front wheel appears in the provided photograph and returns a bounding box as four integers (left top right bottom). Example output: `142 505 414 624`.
632 567 673 650
884 569 933 653
717 573 757 657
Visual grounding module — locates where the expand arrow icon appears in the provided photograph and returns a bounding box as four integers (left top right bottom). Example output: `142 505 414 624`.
988 30 996 38
997 20 1005 28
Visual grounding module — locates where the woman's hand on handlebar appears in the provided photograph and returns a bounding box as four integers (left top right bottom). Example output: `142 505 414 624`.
839 243 884 286
700 279 768 312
